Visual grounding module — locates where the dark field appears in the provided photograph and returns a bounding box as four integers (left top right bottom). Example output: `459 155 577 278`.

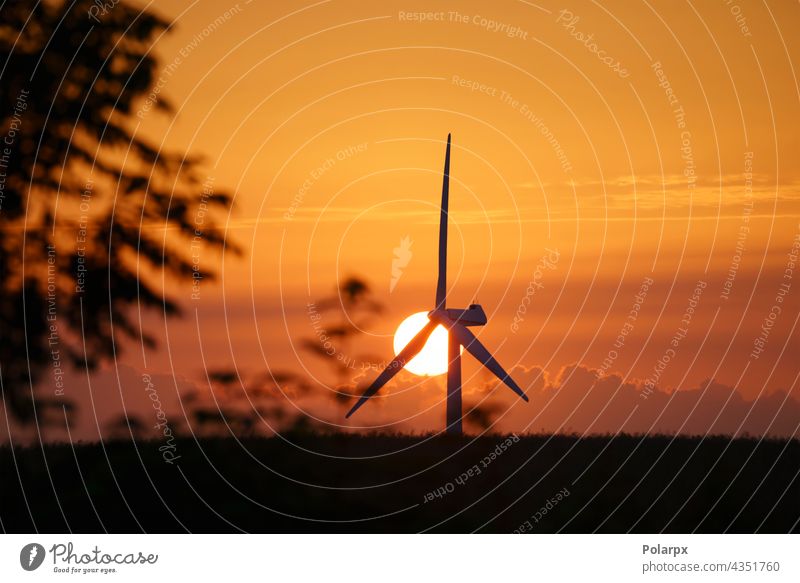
1 434 798 533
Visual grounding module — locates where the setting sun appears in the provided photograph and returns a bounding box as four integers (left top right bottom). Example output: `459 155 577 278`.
392 312 453 376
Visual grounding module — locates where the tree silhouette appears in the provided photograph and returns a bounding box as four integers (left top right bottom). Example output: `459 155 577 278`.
463 400 504 433
0 1 237 424
105 412 149 440
302 275 384 382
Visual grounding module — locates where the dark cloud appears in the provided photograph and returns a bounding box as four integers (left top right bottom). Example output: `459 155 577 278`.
491 363 800 438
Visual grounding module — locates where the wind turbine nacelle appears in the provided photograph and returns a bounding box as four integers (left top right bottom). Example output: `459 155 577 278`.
445 304 487 327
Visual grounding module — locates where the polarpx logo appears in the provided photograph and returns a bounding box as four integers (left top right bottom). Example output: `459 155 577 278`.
20 543 46 571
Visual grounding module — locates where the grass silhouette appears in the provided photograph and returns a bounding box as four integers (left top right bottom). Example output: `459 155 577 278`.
1 433 797 533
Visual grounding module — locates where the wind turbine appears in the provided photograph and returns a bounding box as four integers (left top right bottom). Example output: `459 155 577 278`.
345 134 529 434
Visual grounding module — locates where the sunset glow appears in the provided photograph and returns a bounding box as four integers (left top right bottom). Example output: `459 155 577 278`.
3 0 800 442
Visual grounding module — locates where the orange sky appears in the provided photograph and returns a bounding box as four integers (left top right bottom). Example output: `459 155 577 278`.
13 0 800 440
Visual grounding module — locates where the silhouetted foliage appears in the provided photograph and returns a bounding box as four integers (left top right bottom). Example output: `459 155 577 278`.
34 397 77 432
332 382 361 405
106 412 147 440
304 276 384 381
207 369 239 386
0 1 236 422
464 401 504 432
183 367 313 436
315 276 384 314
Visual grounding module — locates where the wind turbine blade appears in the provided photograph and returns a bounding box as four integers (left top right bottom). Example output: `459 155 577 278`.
435 134 451 310
345 320 438 418
448 323 529 401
